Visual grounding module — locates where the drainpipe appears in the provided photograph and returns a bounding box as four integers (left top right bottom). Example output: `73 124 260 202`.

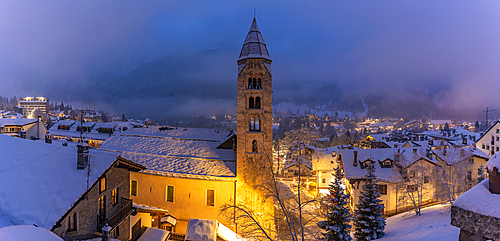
233 179 237 233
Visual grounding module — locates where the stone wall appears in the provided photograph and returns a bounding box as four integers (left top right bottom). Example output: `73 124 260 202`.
451 205 500 241
52 163 131 241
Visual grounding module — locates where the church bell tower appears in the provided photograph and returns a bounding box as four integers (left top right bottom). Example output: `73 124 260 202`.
236 18 273 180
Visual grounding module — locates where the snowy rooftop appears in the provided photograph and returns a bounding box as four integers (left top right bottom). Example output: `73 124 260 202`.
48 120 124 141
0 118 38 127
0 134 118 229
454 179 500 219
99 126 236 178
0 225 63 241
340 147 438 182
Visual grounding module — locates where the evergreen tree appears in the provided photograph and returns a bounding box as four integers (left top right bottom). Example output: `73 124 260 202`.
478 165 486 183
353 164 386 240
319 161 352 241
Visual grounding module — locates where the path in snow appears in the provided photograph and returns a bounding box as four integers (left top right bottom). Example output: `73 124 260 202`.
379 204 459 241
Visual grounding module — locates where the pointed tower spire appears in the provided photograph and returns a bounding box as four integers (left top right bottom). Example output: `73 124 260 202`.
239 18 271 60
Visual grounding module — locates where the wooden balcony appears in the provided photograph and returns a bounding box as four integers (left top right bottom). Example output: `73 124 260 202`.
97 198 134 232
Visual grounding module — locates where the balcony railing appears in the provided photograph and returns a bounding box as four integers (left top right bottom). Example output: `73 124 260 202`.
97 198 133 232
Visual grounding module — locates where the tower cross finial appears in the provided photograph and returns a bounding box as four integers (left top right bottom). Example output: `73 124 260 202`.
254 7 256 18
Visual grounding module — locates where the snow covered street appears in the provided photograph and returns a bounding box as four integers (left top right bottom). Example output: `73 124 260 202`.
379 204 459 241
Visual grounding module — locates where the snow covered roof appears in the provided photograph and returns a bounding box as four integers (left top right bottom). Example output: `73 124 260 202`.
0 118 38 127
454 179 500 219
340 147 438 182
137 227 170 241
0 134 118 229
238 18 271 61
0 225 63 241
99 127 236 178
48 120 123 141
121 152 236 178
486 154 500 172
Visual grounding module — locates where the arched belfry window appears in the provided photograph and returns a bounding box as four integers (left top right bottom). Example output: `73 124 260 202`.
249 118 254 131
252 140 258 152
249 97 254 108
257 78 262 89
253 78 257 89
249 118 260 131
255 97 261 109
248 78 253 89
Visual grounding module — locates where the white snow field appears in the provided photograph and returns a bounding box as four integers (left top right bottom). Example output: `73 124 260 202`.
379 204 459 241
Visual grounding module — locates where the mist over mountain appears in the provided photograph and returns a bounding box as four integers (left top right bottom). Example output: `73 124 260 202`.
60 50 482 123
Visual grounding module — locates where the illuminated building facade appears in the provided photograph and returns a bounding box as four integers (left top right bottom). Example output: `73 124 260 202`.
18 97 49 118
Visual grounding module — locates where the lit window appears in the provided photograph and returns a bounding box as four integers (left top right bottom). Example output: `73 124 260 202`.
100 177 106 193
378 185 387 195
166 185 174 202
112 188 119 205
67 213 77 232
99 196 106 217
322 178 326 183
206 189 215 207
130 180 137 196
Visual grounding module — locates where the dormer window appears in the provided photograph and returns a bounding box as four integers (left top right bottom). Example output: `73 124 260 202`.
360 159 374 169
379 159 393 168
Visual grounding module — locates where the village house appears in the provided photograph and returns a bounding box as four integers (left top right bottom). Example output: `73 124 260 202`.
338 147 441 216
475 120 500 156
48 120 132 148
0 118 47 139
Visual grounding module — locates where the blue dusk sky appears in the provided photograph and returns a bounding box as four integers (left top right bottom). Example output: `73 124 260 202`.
0 1 499 118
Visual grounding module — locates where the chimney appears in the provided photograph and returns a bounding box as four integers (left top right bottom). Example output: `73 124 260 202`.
462 137 467 145
413 148 417 153
488 155 500 194
353 151 358 167
429 139 433 145
77 142 89 169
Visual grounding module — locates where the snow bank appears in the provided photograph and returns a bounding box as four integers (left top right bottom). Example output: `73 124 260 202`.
0 225 63 241
137 227 170 241
185 219 217 241
454 179 500 219
486 154 499 172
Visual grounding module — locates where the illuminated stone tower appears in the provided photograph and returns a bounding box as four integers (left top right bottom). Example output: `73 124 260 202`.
237 17 273 180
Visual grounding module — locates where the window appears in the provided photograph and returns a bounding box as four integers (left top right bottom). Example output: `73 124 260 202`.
248 78 253 89
378 185 387 195
131 180 137 196
322 178 326 184
249 118 261 131
467 171 472 182
68 213 77 231
249 97 254 108
166 185 174 202
409 170 416 178
255 97 261 108
252 140 258 152
206 189 215 207
407 185 418 192
113 226 119 238
424 176 429 183
497 129 499 133
483 144 486 149
497 137 499 141
487 145 490 150
100 177 106 193
257 78 261 89
112 188 119 205
99 196 106 217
